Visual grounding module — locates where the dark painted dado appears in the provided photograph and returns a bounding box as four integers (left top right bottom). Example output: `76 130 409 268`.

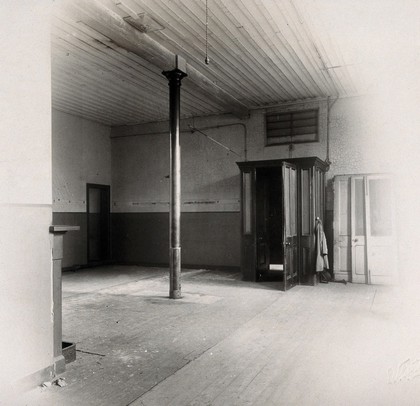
112 212 240 268
53 211 241 269
52 212 87 269
181 212 241 268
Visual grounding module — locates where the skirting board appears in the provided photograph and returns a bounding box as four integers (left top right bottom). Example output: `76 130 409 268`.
13 363 55 394
333 271 350 282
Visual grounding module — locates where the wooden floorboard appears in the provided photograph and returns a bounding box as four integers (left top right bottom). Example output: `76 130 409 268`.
21 266 420 406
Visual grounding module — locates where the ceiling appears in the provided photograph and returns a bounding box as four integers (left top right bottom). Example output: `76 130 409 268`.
51 0 360 126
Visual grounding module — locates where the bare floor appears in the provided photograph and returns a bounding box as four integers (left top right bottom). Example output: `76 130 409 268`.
22 266 420 405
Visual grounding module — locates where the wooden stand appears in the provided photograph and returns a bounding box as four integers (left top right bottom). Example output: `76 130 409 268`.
49 225 79 373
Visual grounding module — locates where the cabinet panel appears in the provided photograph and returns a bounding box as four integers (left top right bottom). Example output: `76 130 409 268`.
315 167 324 220
240 169 257 281
333 177 351 281
368 178 393 236
334 174 396 285
354 244 367 276
301 245 311 277
243 172 252 235
366 175 396 284
338 241 351 271
301 168 311 235
339 179 350 235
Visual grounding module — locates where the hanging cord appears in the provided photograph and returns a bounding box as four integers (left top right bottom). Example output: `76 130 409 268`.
204 0 210 64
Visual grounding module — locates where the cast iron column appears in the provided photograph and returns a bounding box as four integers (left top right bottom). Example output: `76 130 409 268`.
163 66 187 299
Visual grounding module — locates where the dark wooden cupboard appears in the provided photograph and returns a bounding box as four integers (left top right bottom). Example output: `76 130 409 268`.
237 157 328 291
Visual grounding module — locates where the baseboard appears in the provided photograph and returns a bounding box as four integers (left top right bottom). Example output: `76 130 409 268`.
333 271 350 282
114 261 240 272
14 363 55 394
62 260 116 272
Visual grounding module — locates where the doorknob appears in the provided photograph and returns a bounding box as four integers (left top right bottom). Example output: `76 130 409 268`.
285 241 291 246
352 238 358 242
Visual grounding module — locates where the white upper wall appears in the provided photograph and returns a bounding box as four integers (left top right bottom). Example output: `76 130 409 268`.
0 4 52 206
112 114 245 213
0 0 53 396
52 109 112 212
111 95 389 213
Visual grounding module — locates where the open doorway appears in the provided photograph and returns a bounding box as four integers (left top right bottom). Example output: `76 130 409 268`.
256 167 284 279
255 165 298 290
87 183 111 265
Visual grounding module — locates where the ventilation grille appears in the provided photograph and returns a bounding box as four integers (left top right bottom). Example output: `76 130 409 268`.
266 109 319 145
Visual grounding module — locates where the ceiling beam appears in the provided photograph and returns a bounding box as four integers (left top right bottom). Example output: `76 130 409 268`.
58 0 249 119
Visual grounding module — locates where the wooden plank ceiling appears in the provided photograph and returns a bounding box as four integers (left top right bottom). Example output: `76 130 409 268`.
52 0 358 126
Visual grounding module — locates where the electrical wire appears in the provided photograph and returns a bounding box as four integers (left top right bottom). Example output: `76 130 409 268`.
205 0 210 64
188 125 241 157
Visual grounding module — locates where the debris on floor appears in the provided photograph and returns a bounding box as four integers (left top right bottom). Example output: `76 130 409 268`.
54 378 67 387
41 377 68 391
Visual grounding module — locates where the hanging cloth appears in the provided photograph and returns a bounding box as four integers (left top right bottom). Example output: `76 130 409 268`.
315 218 329 273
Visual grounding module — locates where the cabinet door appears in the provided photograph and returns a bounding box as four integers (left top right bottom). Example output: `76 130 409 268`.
333 175 368 283
240 169 257 281
333 176 352 282
333 174 396 284
282 162 298 290
256 173 270 273
366 175 396 284
350 177 368 283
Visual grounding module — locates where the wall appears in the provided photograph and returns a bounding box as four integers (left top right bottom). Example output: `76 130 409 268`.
111 115 244 268
111 90 414 276
111 96 383 270
52 110 111 268
0 0 54 397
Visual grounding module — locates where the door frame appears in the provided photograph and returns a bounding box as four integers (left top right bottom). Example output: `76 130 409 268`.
86 183 111 264
240 168 257 281
282 161 299 290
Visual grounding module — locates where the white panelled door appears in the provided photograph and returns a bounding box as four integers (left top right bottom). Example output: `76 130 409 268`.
333 174 396 284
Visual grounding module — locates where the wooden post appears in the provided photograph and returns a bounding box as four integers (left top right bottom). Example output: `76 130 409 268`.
163 57 187 299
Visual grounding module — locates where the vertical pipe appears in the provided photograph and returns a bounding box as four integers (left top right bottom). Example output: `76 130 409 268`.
163 67 187 299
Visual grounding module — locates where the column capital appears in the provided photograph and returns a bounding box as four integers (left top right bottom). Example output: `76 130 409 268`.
162 68 188 85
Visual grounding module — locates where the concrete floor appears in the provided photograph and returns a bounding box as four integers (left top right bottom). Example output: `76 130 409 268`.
22 266 420 405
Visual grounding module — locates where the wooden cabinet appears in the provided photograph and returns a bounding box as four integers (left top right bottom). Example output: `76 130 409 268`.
237 157 328 290
333 174 396 284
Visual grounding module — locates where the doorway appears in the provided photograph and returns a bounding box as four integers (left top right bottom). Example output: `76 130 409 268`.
256 164 298 290
256 167 284 276
87 183 111 264
240 162 299 291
